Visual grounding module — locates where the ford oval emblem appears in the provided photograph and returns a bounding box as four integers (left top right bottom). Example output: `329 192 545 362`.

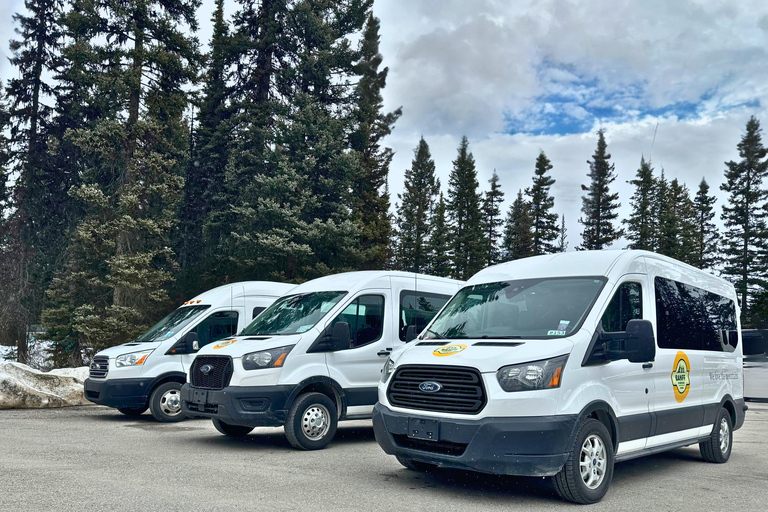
419 381 442 393
200 364 214 376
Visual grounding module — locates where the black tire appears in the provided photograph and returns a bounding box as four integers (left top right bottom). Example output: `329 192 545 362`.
551 418 614 504
396 456 437 472
700 407 733 463
284 392 338 450
212 418 254 437
148 382 186 422
117 406 147 417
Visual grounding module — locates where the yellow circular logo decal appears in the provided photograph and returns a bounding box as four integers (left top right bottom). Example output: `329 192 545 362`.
671 351 691 403
213 339 236 350
433 344 467 357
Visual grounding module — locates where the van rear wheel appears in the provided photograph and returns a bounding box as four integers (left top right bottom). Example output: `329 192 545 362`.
148 382 185 422
551 418 614 504
117 406 147 417
284 392 338 450
212 418 254 437
700 407 732 463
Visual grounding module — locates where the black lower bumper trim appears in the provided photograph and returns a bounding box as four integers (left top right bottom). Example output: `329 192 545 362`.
181 383 295 427
84 378 153 409
373 403 574 477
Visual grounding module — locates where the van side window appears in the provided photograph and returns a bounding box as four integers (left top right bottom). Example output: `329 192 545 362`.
601 282 642 332
399 291 451 341
252 307 265 320
194 311 239 348
655 277 738 352
328 295 385 349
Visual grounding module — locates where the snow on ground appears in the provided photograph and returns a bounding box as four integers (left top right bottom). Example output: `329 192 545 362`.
0 362 92 409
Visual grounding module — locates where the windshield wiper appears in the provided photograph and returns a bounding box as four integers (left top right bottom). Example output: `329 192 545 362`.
423 329 445 340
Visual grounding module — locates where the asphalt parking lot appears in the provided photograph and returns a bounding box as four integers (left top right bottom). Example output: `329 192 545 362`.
1 402 766 511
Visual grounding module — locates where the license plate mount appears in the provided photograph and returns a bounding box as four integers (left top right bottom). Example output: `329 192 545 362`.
191 389 208 405
407 418 439 441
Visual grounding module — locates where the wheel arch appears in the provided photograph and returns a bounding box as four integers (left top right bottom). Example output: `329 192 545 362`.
571 400 620 452
146 372 187 403
285 376 346 419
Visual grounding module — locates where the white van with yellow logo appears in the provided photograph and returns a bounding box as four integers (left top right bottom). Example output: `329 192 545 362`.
373 250 745 504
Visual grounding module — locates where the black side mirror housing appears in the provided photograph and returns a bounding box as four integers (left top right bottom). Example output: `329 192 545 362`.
625 319 655 363
330 322 352 351
405 325 419 342
167 331 199 355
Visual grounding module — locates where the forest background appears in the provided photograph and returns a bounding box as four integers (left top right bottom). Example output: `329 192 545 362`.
2 0 768 367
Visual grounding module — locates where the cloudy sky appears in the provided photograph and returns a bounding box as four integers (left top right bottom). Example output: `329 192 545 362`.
3 0 768 249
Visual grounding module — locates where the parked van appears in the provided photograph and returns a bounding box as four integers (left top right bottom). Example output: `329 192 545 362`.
180 271 462 450
84 281 295 421
743 329 768 400
373 251 746 504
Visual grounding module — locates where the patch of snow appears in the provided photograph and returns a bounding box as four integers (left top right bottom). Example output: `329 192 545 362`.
0 362 92 409
0 340 56 371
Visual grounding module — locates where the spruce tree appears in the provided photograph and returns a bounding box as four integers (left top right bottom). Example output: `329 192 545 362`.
396 138 439 273
624 157 657 251
447 136 485 279
691 178 718 270
525 151 558 255
578 129 622 250
428 193 452 277
501 191 534 261
657 178 696 263
720 116 768 325
556 214 568 252
481 171 505 265
350 14 402 269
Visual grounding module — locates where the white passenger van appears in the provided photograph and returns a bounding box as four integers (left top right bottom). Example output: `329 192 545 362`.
373 251 746 504
180 271 462 450
84 282 295 422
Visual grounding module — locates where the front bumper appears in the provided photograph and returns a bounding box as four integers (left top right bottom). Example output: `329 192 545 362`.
372 403 576 477
181 383 295 428
84 378 153 409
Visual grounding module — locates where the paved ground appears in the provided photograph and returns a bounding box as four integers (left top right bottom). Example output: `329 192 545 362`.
0 402 766 511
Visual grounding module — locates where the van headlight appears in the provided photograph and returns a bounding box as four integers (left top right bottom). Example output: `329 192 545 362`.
381 356 395 382
496 355 568 392
242 346 293 370
115 349 154 368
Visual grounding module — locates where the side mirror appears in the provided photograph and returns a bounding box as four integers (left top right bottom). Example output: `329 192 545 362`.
405 325 419 342
330 322 352 351
167 331 199 355
625 319 656 363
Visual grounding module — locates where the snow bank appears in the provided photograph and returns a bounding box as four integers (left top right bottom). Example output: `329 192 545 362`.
0 362 92 409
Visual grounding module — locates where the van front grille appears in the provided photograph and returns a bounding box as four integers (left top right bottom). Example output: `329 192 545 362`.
190 356 233 390
89 356 109 378
387 365 486 414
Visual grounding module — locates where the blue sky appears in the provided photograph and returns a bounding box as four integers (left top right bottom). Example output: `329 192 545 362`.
3 0 768 250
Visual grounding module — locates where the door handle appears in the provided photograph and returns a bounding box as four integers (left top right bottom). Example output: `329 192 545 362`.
377 349 392 357
642 362 654 369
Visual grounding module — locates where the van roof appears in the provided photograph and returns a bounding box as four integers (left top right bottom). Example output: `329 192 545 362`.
287 271 463 295
188 281 296 305
468 250 734 295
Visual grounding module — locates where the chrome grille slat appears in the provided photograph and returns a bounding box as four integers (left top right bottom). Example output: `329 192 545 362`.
89 356 109 379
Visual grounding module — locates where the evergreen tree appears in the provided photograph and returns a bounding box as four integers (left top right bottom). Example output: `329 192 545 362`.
657 178 696 263
624 157 657 251
481 171 504 265
720 116 768 325
691 178 718 270
396 138 439 273
447 136 484 279
428 193 451 277
350 14 402 269
41 0 201 357
525 151 558 255
501 191 534 261
578 129 622 250
556 214 568 252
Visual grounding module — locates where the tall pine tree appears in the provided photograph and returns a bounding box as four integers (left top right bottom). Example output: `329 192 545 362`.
526 151 558 255
578 129 622 250
502 191 534 261
427 193 451 277
481 171 504 265
624 157 657 251
720 116 768 325
447 136 484 279
691 178 718 270
396 137 439 273
556 214 568 252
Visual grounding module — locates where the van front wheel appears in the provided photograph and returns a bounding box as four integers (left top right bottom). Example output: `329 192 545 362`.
148 382 185 422
700 408 732 463
551 418 614 504
284 392 338 450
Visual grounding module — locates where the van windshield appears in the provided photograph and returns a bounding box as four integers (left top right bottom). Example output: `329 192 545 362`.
240 291 347 336
135 305 211 342
424 277 606 340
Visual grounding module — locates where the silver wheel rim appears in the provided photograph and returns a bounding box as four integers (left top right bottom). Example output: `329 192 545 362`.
719 417 730 454
579 434 607 490
160 389 182 416
301 404 330 440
